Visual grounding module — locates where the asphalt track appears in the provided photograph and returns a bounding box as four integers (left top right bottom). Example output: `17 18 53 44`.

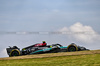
0 50 100 60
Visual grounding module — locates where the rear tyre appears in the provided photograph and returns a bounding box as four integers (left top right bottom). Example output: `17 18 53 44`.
10 49 20 57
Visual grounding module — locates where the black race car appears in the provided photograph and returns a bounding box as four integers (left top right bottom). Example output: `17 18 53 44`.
6 43 89 57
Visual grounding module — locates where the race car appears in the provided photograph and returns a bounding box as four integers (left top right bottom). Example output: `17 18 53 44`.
6 43 89 57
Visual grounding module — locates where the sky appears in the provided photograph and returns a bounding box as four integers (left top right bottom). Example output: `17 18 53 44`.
0 0 100 58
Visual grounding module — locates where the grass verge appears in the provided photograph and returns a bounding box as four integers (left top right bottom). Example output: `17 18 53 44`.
0 50 100 66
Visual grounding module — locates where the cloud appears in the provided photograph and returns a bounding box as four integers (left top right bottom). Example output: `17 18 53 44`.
59 22 100 44
69 22 99 43
59 27 68 32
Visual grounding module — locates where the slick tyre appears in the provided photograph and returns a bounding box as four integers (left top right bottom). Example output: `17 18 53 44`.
67 44 78 52
10 49 20 57
68 46 77 52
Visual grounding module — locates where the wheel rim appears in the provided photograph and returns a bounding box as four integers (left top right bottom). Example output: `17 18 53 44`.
14 53 17 56
70 48 74 51
69 46 76 52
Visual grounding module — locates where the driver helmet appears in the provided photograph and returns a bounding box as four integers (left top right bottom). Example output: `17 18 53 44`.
42 41 46 43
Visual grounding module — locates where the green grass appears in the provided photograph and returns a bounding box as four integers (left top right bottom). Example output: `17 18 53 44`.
0 54 100 66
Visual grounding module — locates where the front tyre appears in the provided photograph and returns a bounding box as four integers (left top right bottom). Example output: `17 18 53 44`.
68 46 77 52
67 43 78 52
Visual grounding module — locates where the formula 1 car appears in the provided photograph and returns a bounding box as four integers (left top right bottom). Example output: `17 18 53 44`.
6 43 89 57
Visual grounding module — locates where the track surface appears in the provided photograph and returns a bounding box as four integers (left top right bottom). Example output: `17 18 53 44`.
0 50 100 60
